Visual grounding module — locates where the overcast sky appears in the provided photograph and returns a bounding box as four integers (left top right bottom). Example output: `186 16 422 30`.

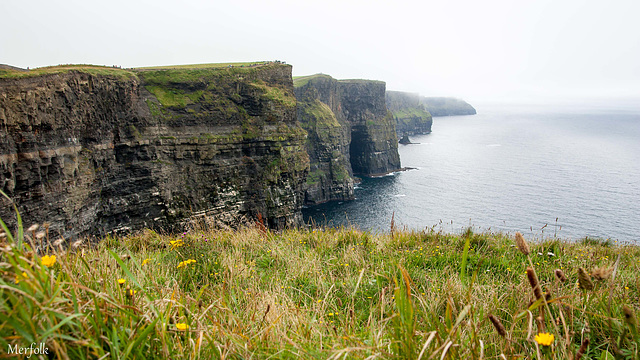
1 0 639 103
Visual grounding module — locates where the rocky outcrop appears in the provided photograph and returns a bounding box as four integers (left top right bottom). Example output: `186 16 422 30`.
295 74 401 204
385 91 433 136
0 63 308 239
421 97 476 116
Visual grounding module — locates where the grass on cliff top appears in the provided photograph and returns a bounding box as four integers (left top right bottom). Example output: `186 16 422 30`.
293 74 334 88
392 107 433 121
135 61 276 70
0 64 137 80
1 207 639 359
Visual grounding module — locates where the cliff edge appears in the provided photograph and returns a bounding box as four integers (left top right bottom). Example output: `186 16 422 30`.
0 63 308 238
295 74 401 204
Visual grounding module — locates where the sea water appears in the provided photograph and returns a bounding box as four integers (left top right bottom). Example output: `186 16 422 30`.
303 99 640 242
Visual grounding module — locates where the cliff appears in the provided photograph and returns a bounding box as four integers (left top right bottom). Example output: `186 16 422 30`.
295 74 401 204
0 63 309 239
385 91 433 136
421 97 476 116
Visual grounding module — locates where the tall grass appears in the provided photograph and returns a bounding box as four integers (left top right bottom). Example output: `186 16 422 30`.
1 203 639 358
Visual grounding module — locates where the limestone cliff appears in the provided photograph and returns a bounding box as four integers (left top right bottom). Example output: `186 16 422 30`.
0 63 308 239
421 97 476 116
385 91 433 136
295 74 401 204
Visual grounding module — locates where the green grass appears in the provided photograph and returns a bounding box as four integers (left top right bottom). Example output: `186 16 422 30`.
135 62 272 70
0 64 137 80
1 206 639 359
293 74 334 88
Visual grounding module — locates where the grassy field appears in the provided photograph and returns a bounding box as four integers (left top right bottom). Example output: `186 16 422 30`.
135 62 274 70
1 209 639 359
0 64 136 80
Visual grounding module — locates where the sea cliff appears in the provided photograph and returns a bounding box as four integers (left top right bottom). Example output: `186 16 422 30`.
295 74 401 204
0 63 308 238
385 91 433 136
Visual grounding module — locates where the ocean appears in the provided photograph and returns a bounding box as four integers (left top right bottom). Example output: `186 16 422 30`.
303 99 640 243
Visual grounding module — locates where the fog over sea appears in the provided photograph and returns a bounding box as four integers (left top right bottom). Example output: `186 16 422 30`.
303 99 640 243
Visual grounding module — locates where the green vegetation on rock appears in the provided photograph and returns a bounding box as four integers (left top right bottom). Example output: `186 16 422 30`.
0 64 137 80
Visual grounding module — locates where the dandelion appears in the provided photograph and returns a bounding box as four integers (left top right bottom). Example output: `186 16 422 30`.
118 278 126 286
176 323 189 331
41 255 57 267
142 258 150 266
515 232 530 256
15 272 28 284
534 332 554 346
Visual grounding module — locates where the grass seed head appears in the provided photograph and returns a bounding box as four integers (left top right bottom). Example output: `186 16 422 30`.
554 269 567 282
515 232 530 256
488 314 507 337
591 267 613 281
575 338 590 360
622 305 637 328
526 267 543 300
577 268 594 290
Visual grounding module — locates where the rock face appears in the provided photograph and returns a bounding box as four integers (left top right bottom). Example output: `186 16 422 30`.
0 64 308 239
421 97 476 116
295 74 401 204
385 91 433 136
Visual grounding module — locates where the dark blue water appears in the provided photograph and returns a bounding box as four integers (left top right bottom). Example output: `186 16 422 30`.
303 100 640 242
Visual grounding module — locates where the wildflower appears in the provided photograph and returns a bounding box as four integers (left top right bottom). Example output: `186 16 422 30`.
142 258 150 266
176 323 189 331
41 255 57 267
515 232 530 256
170 239 184 249
534 332 554 346
15 272 28 284
118 278 126 286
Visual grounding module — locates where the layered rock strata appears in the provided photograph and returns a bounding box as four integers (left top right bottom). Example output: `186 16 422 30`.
295 74 401 204
0 63 308 239
385 91 433 136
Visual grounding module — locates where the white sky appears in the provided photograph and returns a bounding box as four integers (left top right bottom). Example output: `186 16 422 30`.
1 0 639 103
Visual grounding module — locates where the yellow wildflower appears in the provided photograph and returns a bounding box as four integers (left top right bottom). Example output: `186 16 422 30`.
534 332 555 346
15 272 28 284
118 278 126 285
176 323 189 331
41 255 57 267
142 258 150 266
